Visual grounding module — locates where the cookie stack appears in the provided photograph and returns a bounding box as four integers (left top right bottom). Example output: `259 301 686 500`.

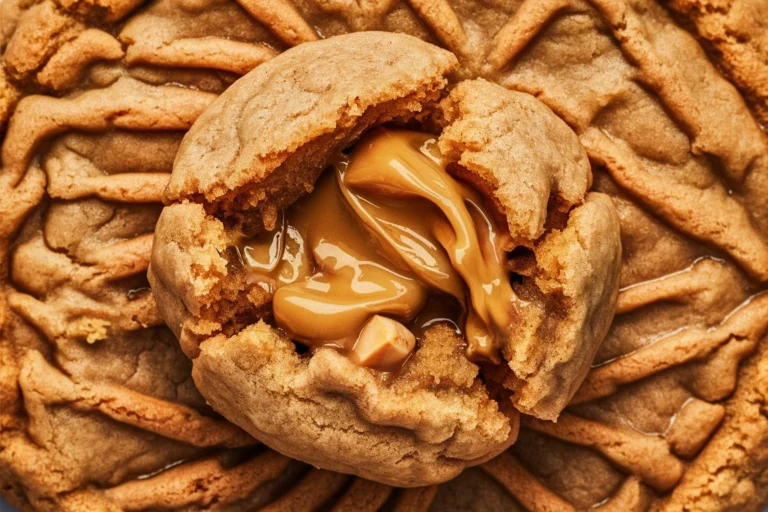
1 1 767 511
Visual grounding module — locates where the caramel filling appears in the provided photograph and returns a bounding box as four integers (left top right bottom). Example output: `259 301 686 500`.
238 128 515 367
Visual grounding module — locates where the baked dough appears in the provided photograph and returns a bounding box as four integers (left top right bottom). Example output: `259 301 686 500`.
148 31 621 486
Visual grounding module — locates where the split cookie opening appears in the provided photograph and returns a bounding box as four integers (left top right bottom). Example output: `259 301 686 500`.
148 31 622 487
236 128 514 370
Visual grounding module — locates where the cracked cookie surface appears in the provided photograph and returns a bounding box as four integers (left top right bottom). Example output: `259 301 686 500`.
149 31 622 486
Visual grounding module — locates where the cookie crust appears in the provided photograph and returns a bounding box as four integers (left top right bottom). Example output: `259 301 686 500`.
149 32 621 485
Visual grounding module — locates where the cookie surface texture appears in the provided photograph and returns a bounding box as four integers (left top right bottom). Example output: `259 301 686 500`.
1 0 767 510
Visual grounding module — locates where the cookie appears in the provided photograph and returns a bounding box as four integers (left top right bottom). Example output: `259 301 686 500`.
148 31 622 486
0 0 767 510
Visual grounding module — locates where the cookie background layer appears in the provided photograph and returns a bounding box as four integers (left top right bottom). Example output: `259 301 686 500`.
1 0 768 510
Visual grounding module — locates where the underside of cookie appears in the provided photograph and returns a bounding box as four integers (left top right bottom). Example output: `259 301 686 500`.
148 31 622 487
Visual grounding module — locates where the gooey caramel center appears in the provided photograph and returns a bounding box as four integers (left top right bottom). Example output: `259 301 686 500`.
238 128 516 366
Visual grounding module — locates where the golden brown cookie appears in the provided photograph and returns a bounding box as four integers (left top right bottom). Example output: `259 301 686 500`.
1 0 767 510
148 31 621 486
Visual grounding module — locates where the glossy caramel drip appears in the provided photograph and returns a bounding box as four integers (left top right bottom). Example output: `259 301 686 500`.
240 170 426 348
238 128 514 363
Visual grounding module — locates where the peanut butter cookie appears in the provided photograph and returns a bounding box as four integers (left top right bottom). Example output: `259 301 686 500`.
148 31 622 486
